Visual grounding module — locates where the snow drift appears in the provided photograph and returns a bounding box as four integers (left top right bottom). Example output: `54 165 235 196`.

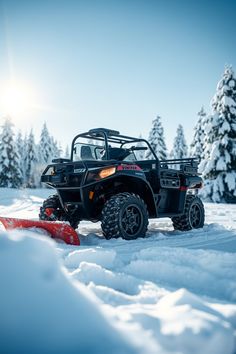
0 230 137 354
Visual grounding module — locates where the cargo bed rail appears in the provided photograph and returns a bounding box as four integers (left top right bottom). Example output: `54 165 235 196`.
160 158 200 174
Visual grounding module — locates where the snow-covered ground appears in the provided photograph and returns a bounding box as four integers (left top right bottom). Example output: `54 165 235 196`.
0 188 236 354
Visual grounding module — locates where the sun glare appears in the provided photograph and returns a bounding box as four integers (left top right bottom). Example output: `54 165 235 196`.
0 81 34 117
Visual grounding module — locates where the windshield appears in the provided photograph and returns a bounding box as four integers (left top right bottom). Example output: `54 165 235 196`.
73 143 105 161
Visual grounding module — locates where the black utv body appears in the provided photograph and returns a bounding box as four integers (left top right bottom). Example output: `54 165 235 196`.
40 128 205 240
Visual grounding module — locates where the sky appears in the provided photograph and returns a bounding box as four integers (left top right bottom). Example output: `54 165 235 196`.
0 0 236 151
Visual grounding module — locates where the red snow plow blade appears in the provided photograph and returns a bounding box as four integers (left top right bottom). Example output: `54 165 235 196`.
0 217 80 246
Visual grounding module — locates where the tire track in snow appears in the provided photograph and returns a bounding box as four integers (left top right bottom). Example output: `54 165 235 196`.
76 223 236 303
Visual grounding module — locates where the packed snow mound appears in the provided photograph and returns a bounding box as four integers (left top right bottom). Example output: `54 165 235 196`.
64 247 117 269
71 262 142 296
155 289 234 354
118 289 235 354
0 230 137 354
125 246 236 302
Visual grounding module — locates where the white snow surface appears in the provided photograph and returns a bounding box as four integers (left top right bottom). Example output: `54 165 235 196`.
0 188 236 354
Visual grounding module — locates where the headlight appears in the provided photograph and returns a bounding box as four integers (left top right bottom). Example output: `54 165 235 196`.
98 167 116 179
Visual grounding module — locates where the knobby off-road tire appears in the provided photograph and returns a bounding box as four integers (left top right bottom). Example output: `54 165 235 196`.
172 194 205 231
101 193 149 240
39 194 79 229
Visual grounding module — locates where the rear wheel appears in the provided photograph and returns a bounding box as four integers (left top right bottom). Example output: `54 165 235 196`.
101 193 149 240
172 195 205 231
39 194 79 229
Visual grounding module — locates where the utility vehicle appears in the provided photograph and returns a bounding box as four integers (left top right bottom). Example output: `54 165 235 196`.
39 128 205 240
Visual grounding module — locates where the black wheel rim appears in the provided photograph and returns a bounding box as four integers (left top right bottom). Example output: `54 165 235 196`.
190 203 202 228
121 204 143 237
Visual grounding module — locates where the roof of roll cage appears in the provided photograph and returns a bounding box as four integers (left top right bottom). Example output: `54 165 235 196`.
74 128 143 144
89 128 120 136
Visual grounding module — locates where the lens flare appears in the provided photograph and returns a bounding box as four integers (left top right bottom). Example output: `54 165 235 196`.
0 81 34 117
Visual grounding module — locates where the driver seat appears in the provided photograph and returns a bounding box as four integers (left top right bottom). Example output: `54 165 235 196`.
108 147 130 161
81 146 94 160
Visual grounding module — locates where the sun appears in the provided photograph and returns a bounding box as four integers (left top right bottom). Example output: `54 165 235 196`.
0 81 34 117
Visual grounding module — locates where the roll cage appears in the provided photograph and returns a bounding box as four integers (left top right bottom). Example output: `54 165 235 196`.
71 128 158 161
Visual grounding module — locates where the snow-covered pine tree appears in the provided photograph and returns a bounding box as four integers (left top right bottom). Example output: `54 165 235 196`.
0 117 22 188
25 129 38 188
15 131 25 185
170 124 188 160
56 141 63 158
22 133 29 185
136 134 146 160
64 145 70 159
146 116 168 160
38 122 54 164
190 107 206 160
200 66 236 203
51 138 62 160
198 112 213 176
37 123 57 187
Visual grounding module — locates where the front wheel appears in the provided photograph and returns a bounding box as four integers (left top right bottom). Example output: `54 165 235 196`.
172 195 205 231
101 193 149 240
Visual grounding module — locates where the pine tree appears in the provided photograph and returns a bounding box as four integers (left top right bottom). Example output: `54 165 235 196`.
38 122 54 164
51 138 62 159
170 124 188 160
22 133 28 185
200 113 212 163
25 129 38 188
56 140 63 158
190 107 206 160
15 131 25 185
0 117 22 188
200 66 236 203
136 134 146 160
65 145 70 159
146 116 168 160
